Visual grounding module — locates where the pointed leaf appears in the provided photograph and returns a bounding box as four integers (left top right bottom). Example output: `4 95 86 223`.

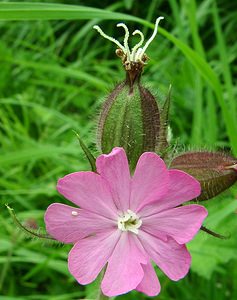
73 131 96 172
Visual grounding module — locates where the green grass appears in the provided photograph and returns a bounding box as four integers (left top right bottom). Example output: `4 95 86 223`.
0 0 237 299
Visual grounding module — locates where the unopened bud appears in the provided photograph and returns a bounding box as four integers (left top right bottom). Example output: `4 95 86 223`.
97 78 160 170
170 151 237 201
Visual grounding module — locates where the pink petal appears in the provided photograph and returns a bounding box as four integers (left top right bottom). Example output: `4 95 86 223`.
44 203 115 243
101 233 147 297
130 152 169 212
57 171 117 218
96 147 131 212
140 169 201 216
68 230 120 285
141 204 208 244
136 262 161 296
139 231 191 281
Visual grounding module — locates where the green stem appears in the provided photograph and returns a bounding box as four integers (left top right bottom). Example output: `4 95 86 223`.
5 204 55 241
96 290 110 300
95 269 110 300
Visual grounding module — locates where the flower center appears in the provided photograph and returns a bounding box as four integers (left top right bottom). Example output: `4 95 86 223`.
117 209 142 234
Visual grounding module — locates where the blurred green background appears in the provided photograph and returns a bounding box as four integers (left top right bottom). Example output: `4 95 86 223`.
0 0 237 299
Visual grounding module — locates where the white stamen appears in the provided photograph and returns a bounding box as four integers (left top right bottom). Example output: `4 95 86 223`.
93 16 164 64
138 17 164 60
117 23 130 61
131 30 144 61
71 211 78 216
93 25 125 52
117 209 142 235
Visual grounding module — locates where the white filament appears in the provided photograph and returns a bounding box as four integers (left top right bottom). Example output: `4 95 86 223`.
117 23 130 61
138 16 164 59
131 30 144 61
93 25 125 52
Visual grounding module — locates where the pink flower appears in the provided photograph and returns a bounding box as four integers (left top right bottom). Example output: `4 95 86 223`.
44 147 207 297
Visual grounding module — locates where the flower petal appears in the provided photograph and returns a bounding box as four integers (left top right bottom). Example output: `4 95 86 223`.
44 203 115 243
140 169 201 216
141 204 208 244
68 230 121 285
101 233 147 297
130 152 169 211
139 231 191 281
96 147 131 212
57 171 117 218
136 262 161 296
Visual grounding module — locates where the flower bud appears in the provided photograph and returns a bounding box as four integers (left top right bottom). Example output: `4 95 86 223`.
94 18 169 169
97 73 161 170
170 151 237 201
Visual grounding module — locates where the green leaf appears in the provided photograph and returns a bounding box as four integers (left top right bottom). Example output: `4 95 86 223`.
73 131 96 172
0 145 78 167
0 2 141 21
188 197 237 279
158 27 237 155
